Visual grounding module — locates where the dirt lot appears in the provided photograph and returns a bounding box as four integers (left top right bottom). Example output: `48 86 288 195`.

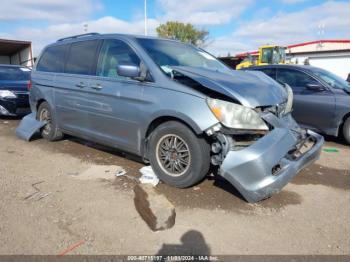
0 117 350 255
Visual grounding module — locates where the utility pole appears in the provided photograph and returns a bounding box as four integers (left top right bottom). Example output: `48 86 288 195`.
144 0 148 36
317 22 325 50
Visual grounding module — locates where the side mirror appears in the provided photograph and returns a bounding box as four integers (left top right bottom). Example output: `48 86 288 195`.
117 64 141 79
306 82 325 91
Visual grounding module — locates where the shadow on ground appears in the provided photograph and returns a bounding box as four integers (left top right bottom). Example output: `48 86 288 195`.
156 230 210 257
36 135 144 171
292 164 350 190
153 175 302 213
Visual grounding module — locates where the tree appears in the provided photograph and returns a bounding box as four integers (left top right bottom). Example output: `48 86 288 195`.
156 21 209 47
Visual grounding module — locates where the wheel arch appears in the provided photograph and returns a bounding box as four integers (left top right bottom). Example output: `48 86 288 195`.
36 99 47 110
338 111 350 137
141 113 205 160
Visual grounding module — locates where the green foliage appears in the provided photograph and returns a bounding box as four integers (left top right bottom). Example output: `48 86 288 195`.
156 21 209 47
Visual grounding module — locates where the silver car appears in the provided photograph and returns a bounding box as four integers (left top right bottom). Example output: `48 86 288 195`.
23 33 324 202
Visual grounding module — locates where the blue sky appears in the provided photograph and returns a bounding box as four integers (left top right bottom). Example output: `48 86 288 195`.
0 0 349 56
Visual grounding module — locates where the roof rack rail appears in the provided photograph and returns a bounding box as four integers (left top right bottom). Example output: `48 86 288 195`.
57 33 100 42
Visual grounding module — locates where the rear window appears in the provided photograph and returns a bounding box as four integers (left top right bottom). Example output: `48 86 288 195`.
65 40 99 75
36 45 67 73
0 67 30 81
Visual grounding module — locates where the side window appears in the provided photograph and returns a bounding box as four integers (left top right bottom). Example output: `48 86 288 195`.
65 40 99 75
259 68 276 79
96 39 141 79
277 69 315 89
36 45 67 73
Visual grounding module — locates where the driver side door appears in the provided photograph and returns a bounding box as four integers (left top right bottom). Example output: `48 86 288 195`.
85 38 147 154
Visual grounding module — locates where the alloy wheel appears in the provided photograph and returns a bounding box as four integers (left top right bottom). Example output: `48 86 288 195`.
155 134 191 177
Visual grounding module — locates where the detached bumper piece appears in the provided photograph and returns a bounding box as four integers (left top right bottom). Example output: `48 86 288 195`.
16 113 46 141
219 113 324 203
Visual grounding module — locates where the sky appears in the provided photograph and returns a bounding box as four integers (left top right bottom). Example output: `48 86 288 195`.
0 0 349 56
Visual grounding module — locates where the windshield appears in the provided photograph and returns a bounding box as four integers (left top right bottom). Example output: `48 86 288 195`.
261 48 273 64
274 47 285 64
313 68 350 90
137 38 230 74
261 47 285 64
0 67 31 81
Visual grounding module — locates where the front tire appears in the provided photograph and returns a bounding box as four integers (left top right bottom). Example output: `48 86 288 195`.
342 117 350 145
148 121 210 188
37 102 63 141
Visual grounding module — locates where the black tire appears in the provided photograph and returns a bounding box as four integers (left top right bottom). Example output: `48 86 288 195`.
343 117 350 145
148 121 210 188
37 101 63 141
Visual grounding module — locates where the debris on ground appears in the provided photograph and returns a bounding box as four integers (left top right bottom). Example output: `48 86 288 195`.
134 184 176 231
24 181 51 201
24 181 45 200
37 192 51 201
139 166 159 186
57 240 85 257
323 148 339 153
115 168 127 177
73 165 124 180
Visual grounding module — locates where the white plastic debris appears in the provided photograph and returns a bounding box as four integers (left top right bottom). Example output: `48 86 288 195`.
139 166 159 186
115 168 127 177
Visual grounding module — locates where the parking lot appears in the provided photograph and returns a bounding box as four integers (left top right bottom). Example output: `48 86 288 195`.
0 117 349 255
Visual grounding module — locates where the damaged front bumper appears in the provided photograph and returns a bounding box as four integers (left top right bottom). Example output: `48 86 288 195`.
0 93 31 116
218 113 324 203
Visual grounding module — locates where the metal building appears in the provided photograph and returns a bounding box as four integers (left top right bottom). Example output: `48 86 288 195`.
287 40 350 79
0 39 34 67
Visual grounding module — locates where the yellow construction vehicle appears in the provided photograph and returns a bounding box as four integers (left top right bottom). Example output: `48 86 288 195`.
236 45 287 70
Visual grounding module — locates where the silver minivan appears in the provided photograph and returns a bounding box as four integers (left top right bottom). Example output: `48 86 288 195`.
25 33 324 202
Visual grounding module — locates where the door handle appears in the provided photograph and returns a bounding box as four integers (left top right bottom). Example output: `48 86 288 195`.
91 84 103 90
75 82 86 88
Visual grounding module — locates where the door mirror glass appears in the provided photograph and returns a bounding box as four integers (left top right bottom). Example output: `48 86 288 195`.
117 64 141 79
306 82 325 91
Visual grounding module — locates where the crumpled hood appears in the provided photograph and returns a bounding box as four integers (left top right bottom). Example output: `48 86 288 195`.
171 66 288 108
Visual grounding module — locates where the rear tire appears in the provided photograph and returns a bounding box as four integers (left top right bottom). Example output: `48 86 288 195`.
37 102 63 141
148 121 210 188
342 117 350 145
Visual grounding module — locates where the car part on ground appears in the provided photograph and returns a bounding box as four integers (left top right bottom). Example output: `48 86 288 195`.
206 112 323 203
15 112 46 141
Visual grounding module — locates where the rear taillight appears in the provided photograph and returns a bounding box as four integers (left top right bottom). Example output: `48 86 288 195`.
27 80 32 91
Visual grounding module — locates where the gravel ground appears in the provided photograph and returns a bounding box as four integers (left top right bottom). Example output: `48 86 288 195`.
0 118 349 255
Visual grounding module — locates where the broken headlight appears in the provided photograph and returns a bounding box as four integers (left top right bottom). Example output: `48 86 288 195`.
207 98 269 130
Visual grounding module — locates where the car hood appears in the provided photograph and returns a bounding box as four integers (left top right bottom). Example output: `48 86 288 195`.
171 66 287 108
